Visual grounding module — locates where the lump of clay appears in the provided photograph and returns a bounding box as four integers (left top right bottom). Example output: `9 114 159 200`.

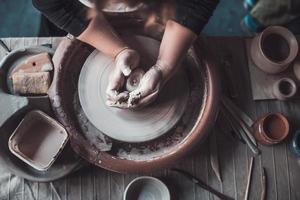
12 72 51 95
11 53 53 75
126 68 145 92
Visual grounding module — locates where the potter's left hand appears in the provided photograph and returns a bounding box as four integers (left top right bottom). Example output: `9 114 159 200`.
106 48 140 105
128 65 164 108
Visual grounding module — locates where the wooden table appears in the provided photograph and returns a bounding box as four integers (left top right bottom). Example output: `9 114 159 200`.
0 37 299 200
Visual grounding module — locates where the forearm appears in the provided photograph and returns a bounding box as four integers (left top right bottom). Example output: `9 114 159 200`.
32 0 89 36
175 0 219 35
77 13 127 58
157 20 197 80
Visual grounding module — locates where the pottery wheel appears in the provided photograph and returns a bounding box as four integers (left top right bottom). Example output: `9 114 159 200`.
78 36 189 143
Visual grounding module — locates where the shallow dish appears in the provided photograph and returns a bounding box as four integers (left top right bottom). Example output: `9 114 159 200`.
8 110 69 171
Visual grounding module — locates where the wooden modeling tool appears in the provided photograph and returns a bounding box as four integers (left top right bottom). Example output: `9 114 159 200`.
221 55 238 98
244 157 254 200
260 167 267 200
209 129 222 182
221 105 260 155
172 169 234 200
0 39 10 53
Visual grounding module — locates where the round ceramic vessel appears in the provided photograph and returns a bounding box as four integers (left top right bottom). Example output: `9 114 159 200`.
126 68 145 92
250 26 298 74
123 176 170 200
253 112 289 145
272 77 297 100
290 130 300 156
293 56 300 81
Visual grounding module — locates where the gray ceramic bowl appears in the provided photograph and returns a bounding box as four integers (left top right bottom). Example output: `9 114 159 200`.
124 176 170 200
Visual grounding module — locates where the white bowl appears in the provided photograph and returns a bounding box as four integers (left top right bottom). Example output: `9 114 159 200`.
124 176 170 200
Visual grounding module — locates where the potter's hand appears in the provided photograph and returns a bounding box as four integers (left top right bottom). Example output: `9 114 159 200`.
128 65 163 108
106 48 140 105
126 20 197 108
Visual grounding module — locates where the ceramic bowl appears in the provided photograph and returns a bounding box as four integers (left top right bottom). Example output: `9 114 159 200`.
290 130 300 156
250 26 298 74
253 112 289 145
272 77 297 100
293 55 300 81
123 176 170 200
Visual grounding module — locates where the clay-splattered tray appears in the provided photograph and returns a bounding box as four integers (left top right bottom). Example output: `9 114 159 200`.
0 45 84 182
48 31 220 173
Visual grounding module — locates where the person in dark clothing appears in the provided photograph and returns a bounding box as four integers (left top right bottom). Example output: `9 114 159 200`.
32 0 219 108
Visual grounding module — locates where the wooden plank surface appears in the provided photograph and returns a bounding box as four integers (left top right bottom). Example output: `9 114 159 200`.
0 37 299 200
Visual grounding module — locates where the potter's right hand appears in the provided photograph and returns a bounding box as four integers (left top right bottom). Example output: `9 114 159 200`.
106 48 140 105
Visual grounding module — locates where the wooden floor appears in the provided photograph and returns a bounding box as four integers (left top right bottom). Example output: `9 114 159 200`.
0 37 299 200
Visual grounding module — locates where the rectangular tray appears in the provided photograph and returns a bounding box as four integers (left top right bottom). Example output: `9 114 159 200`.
8 110 69 171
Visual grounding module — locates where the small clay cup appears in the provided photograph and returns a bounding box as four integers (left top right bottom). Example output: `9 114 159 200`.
253 112 289 145
250 26 298 74
126 68 145 92
290 130 300 156
123 176 170 200
272 77 297 100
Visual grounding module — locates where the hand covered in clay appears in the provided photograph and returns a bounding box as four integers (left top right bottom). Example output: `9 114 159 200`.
106 48 140 106
128 65 164 108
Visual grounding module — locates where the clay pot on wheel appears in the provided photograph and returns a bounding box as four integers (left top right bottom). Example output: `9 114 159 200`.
272 77 297 100
48 35 220 173
126 68 145 92
250 26 298 74
253 112 289 145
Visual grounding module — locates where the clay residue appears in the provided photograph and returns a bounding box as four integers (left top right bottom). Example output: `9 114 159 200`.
73 92 113 151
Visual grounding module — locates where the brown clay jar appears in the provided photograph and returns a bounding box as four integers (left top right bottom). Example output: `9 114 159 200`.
253 112 289 145
250 26 298 74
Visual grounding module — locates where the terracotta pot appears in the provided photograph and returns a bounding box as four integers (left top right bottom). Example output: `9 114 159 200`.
272 77 297 100
253 113 289 145
250 26 298 74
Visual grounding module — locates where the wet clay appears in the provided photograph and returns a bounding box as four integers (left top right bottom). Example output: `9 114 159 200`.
126 68 145 92
262 34 290 62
